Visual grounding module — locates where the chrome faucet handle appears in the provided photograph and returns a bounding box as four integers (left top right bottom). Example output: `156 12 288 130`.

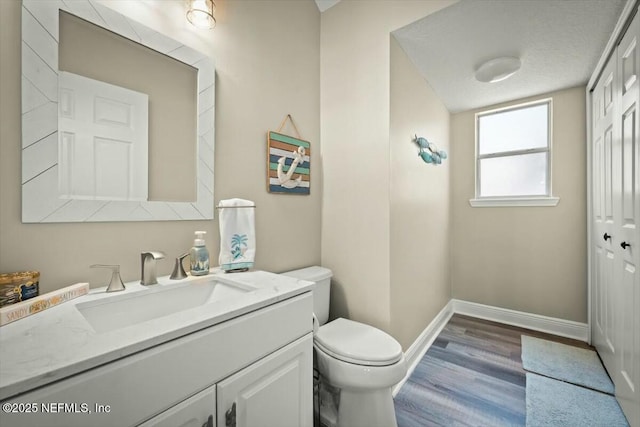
90 264 126 293
141 251 165 260
140 251 166 286
170 253 190 280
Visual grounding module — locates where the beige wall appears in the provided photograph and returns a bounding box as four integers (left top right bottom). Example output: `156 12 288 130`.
0 0 321 293
450 86 587 323
389 37 451 349
320 0 456 340
1 0 588 348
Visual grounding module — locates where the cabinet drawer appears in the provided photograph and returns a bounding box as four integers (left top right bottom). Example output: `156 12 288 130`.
0 293 312 427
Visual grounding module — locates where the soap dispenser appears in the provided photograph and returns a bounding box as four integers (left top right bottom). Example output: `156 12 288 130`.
190 231 210 276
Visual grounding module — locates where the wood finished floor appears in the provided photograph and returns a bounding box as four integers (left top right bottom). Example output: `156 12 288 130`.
393 314 594 427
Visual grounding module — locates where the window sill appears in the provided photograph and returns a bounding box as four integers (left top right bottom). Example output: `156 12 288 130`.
469 196 560 207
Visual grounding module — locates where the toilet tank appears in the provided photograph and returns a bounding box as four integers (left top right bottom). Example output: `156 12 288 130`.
281 266 332 326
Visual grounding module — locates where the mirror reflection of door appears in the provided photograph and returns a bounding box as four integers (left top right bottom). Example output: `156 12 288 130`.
58 71 149 201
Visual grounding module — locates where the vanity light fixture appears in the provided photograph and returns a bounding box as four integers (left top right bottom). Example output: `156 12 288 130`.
475 56 521 83
186 0 216 29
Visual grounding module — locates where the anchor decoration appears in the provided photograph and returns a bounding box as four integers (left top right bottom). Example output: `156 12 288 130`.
267 114 311 195
277 146 306 189
414 135 447 165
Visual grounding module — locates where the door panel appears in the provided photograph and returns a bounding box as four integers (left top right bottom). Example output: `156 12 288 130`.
592 11 640 426
592 54 617 373
616 12 640 426
622 38 638 95
595 246 604 337
595 135 603 221
605 124 615 222
58 71 148 201
622 105 637 225
605 249 617 356
620 261 637 394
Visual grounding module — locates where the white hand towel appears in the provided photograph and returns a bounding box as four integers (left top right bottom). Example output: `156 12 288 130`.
218 198 256 271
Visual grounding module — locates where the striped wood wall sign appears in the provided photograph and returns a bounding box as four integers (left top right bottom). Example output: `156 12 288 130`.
267 131 311 195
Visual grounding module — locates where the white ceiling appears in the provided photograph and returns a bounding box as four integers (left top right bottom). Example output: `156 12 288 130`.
393 0 627 112
314 0 341 13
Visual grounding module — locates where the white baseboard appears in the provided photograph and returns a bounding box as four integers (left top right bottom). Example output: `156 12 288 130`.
393 299 589 396
451 299 589 342
392 300 453 397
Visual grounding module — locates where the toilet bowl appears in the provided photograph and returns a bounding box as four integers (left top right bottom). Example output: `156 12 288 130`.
281 267 407 427
314 318 407 427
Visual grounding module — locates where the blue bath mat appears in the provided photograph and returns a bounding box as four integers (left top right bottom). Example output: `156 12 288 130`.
526 373 628 426
521 335 614 394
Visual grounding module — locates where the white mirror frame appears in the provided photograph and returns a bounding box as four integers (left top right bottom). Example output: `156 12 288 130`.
21 0 214 222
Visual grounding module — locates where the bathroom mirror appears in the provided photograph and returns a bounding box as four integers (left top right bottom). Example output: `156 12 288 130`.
21 0 215 222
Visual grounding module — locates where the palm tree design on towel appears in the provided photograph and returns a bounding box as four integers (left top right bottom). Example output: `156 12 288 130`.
231 234 248 260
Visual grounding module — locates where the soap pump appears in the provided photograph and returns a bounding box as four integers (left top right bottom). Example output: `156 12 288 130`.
190 231 210 276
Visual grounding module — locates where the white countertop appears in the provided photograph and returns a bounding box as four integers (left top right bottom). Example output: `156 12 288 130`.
0 269 313 400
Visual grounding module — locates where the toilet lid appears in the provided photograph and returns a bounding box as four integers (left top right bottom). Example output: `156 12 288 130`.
314 318 403 366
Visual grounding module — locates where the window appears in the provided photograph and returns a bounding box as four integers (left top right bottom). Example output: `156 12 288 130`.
471 99 558 207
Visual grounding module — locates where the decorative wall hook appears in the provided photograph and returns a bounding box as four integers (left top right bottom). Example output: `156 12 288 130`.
414 135 447 165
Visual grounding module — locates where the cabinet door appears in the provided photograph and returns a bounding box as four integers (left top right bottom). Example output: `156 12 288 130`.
138 385 216 427
217 333 312 427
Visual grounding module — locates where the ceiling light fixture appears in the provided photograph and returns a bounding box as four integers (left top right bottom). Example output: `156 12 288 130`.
475 57 521 83
186 0 216 29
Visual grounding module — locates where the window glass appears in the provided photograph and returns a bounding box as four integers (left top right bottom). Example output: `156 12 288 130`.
480 152 548 197
476 100 551 199
478 104 549 155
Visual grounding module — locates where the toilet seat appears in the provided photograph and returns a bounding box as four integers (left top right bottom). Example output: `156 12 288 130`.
315 318 403 366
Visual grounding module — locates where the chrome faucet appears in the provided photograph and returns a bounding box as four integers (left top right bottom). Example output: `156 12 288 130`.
140 251 165 286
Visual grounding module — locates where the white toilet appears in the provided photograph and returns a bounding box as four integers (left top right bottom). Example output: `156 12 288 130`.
282 266 407 427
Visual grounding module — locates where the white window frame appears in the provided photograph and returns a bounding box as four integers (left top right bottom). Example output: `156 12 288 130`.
469 98 559 207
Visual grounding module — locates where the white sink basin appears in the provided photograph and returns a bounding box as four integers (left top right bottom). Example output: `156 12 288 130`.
76 279 253 333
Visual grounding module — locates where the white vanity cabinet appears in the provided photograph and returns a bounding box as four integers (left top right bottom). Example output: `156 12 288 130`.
142 334 313 427
0 292 313 427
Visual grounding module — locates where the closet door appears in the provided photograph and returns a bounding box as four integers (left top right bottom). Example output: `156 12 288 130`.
592 50 618 377
616 11 640 426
